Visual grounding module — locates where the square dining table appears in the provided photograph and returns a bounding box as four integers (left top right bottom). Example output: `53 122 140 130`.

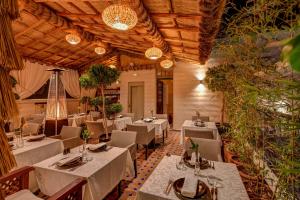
180 120 219 144
33 146 133 200
134 119 169 144
12 137 63 191
137 155 249 200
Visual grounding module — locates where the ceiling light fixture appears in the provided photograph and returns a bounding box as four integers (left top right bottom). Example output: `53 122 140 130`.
160 59 173 69
145 47 163 60
94 46 106 55
65 33 81 45
102 4 138 31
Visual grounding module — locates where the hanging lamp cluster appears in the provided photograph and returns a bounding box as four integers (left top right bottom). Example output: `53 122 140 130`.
145 47 163 60
94 46 106 55
65 32 81 45
160 59 173 69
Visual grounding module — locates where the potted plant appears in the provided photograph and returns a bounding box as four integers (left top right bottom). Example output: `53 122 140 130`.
107 103 123 120
79 64 120 141
80 96 91 113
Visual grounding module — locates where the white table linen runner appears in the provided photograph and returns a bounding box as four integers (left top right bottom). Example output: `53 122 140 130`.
180 120 219 144
34 146 133 200
137 155 249 200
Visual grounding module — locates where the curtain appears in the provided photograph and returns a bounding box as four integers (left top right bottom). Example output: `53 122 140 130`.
61 70 80 99
81 88 96 98
10 61 51 100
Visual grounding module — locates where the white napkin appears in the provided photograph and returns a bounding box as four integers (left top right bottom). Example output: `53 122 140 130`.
57 154 81 166
88 143 106 151
72 119 77 127
181 174 198 198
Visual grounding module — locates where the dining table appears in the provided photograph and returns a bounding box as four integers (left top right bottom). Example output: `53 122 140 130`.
12 136 64 191
33 145 134 200
113 116 133 130
180 120 219 145
137 155 249 200
68 114 87 127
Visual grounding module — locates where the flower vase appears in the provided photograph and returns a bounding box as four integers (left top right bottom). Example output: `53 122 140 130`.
82 139 88 162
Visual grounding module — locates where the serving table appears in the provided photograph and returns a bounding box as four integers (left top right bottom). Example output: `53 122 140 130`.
180 120 219 144
137 155 249 200
34 146 133 200
12 137 63 191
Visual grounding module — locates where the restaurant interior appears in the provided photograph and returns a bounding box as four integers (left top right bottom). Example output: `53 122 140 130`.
0 0 299 200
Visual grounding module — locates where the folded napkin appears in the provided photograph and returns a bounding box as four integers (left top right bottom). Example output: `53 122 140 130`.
181 175 198 198
88 143 106 151
57 155 81 167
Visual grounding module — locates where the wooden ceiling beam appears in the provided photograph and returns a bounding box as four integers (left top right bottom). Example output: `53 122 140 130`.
165 38 199 45
159 27 199 32
35 0 112 2
57 13 203 20
197 0 226 64
26 38 65 57
125 0 171 56
55 43 94 64
15 20 45 39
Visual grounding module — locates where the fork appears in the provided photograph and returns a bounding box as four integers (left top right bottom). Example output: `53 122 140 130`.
164 178 174 195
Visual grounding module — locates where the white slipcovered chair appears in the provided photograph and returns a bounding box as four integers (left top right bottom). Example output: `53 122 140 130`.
108 130 137 177
22 123 41 136
51 126 82 149
89 111 101 121
86 121 114 143
127 124 155 160
185 137 223 162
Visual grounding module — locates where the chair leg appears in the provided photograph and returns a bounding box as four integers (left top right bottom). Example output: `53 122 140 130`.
145 145 148 160
134 160 137 178
118 181 122 197
163 130 165 145
137 144 139 150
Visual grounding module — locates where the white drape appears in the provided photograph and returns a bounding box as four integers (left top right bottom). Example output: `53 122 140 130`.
80 88 96 98
61 70 80 98
10 61 51 100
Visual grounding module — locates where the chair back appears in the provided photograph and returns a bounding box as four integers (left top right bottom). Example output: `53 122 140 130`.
60 126 82 139
185 129 214 139
22 123 41 136
185 137 223 162
111 130 137 148
154 114 168 119
127 124 150 144
86 121 104 139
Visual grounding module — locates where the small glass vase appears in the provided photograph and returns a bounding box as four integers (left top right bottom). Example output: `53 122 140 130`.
81 139 88 162
15 130 24 148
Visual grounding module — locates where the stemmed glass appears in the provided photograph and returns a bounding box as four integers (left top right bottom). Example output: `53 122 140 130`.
176 154 187 171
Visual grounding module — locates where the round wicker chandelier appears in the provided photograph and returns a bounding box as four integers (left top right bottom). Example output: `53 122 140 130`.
145 47 163 60
102 4 138 31
65 33 81 45
160 59 173 69
94 46 106 55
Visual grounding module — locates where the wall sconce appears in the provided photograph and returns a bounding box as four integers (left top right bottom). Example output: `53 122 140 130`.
196 80 206 93
199 80 204 84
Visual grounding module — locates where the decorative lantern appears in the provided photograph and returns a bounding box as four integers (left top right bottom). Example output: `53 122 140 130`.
102 4 138 31
95 46 106 55
145 47 163 60
160 59 173 69
65 33 81 45
45 69 68 136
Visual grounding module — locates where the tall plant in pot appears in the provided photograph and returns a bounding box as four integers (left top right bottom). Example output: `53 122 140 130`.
80 64 120 140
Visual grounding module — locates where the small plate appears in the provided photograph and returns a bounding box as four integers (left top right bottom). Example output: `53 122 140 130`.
173 178 211 200
27 135 45 142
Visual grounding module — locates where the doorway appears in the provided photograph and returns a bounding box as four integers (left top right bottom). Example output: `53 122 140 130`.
156 78 173 124
128 82 144 120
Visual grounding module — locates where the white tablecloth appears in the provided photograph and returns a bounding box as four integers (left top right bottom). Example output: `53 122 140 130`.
137 155 249 200
34 146 133 200
114 117 132 130
13 137 63 191
180 120 219 144
134 119 169 136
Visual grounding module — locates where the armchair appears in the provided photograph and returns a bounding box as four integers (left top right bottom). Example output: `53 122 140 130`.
51 126 82 149
0 166 87 200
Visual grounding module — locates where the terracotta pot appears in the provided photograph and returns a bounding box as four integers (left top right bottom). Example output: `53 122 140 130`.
223 143 235 163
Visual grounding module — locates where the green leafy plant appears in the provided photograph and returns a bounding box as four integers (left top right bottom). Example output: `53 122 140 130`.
107 103 123 117
81 129 90 140
79 64 120 139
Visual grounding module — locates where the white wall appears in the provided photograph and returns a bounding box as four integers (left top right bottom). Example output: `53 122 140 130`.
173 61 223 130
119 70 156 117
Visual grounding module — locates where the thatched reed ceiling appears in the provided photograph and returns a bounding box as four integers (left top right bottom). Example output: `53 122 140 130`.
13 0 226 71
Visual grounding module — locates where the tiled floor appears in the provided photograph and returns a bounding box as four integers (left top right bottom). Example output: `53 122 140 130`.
105 130 184 200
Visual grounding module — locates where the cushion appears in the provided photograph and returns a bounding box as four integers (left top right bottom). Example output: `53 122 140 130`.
5 189 42 200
